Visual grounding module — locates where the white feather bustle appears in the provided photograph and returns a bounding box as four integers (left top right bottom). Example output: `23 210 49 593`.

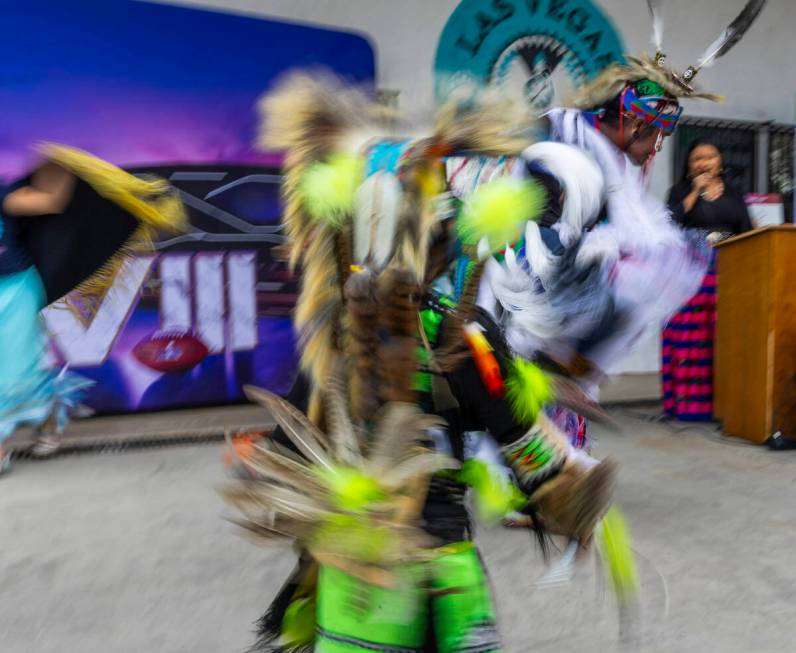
481 109 708 374
520 141 605 246
518 142 606 279
478 141 610 357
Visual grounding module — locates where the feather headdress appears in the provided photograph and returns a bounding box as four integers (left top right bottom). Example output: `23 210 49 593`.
572 0 767 108
570 54 722 108
681 0 766 85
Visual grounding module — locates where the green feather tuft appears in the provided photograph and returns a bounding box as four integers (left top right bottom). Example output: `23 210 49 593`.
455 459 527 526
314 466 385 513
457 177 546 251
280 597 316 647
596 506 639 604
298 152 364 226
505 357 554 426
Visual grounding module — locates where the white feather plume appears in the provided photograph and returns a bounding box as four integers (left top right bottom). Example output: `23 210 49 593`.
520 141 605 249
475 140 610 358
353 171 402 269
647 0 665 54
522 220 556 284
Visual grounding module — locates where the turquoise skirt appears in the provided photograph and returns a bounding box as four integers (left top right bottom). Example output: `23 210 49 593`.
0 266 93 442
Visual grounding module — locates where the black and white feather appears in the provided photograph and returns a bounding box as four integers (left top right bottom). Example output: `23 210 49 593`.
695 0 766 70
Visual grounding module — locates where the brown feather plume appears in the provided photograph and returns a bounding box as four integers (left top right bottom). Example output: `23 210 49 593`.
257 73 384 423
376 266 421 405
344 270 381 423
435 258 486 372
291 227 343 423
391 142 445 284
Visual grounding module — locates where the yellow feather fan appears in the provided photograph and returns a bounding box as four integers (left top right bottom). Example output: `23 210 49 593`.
41 144 187 321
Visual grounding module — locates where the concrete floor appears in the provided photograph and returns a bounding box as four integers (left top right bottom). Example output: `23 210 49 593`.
6 404 273 449
1 410 795 652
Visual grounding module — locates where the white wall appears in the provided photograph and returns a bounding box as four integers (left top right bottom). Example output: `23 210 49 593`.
153 0 793 198
151 0 793 378
154 0 795 124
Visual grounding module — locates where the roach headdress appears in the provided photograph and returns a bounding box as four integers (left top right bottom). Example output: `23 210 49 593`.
572 0 767 119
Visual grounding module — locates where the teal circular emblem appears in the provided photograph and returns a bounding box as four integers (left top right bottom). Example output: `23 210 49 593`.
434 0 625 112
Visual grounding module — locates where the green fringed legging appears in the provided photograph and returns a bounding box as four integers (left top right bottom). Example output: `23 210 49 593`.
316 542 502 653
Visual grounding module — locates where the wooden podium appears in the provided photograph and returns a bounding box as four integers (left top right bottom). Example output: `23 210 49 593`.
714 225 796 443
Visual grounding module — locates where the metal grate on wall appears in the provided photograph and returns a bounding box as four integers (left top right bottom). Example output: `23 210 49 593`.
769 127 794 221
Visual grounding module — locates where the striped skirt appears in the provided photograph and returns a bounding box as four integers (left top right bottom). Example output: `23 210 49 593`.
661 254 717 421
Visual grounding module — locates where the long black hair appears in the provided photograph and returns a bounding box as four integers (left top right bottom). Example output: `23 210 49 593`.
680 138 724 183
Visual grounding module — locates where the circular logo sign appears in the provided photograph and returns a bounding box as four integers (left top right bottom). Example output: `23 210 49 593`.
434 0 625 112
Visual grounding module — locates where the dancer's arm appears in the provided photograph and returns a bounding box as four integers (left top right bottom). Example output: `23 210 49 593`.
2 163 76 217
444 310 574 493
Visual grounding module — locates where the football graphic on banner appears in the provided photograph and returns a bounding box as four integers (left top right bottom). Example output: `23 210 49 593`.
2 1 375 412
133 330 210 373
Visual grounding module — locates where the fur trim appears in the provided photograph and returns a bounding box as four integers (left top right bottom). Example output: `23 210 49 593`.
569 54 723 109
433 95 533 156
376 267 421 405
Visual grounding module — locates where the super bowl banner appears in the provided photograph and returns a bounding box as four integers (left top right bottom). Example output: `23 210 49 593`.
0 0 375 412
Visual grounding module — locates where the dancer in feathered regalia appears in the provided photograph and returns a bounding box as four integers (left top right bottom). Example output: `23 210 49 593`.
222 75 626 652
0 146 186 471
477 0 767 448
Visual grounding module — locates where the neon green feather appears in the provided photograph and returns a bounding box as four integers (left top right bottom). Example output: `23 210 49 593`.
505 357 554 426
314 466 385 513
455 459 527 526
596 506 639 604
457 177 546 250
298 152 364 226
280 597 316 647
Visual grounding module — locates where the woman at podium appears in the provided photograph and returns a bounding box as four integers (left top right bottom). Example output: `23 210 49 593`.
662 139 753 421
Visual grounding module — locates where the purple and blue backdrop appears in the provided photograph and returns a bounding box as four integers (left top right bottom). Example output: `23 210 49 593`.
0 0 375 412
